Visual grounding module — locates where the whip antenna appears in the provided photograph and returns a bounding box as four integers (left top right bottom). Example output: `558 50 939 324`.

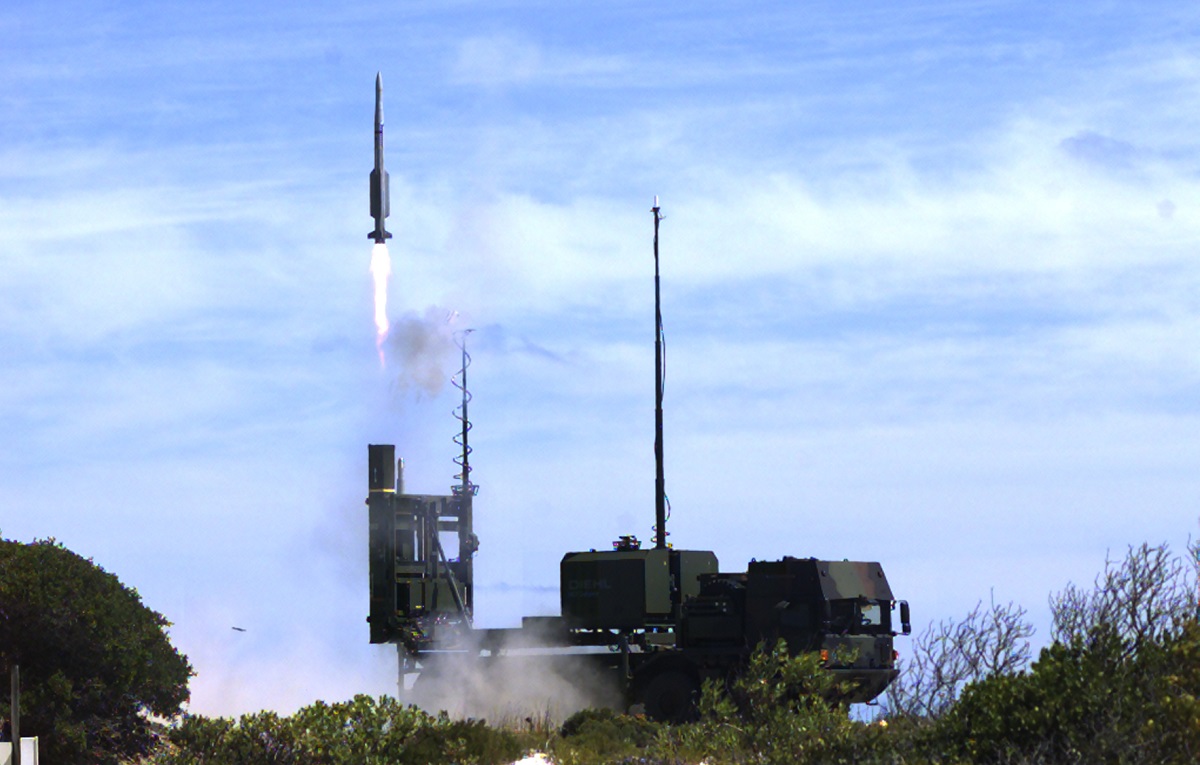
653 197 668 549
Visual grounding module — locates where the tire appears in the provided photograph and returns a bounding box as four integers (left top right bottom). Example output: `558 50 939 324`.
640 669 699 723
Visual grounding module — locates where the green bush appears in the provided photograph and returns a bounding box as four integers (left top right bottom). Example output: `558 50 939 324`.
936 620 1200 764
402 717 525 765
156 695 524 765
655 640 870 765
862 541 1200 763
553 707 663 765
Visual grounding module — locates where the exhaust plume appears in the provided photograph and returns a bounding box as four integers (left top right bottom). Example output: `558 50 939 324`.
369 243 391 365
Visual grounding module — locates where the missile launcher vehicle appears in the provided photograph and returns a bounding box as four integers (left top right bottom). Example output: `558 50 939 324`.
366 442 910 720
363 198 910 720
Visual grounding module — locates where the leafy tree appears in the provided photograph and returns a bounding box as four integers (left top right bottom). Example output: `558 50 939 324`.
0 538 192 764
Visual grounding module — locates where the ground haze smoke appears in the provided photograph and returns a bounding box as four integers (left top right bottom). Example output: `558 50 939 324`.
397 631 624 724
404 653 623 724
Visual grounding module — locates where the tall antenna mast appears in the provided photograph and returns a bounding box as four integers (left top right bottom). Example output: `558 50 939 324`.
451 328 479 616
452 329 478 498
652 197 667 549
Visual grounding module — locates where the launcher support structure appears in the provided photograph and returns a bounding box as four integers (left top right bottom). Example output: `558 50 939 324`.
366 445 477 653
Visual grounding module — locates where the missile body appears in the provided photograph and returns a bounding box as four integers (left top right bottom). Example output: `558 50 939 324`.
369 72 392 243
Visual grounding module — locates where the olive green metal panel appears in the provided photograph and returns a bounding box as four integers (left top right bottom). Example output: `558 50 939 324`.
560 549 675 629
818 560 894 601
561 554 646 628
645 549 671 615
367 493 396 644
674 550 718 603
560 548 719 629
744 557 893 601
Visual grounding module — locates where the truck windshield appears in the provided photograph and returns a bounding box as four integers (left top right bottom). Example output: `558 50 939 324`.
860 601 883 628
828 599 890 634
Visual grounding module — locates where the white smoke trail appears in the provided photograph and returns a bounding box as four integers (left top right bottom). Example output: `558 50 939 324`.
369 243 392 366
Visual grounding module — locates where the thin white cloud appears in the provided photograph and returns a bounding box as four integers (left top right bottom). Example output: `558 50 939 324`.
451 35 543 87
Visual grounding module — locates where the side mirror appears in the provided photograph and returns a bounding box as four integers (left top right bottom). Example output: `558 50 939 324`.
899 600 911 635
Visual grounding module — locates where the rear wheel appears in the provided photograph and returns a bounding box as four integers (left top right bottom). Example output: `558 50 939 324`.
640 670 698 723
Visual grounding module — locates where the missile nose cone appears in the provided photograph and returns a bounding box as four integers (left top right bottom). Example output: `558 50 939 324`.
375 72 384 126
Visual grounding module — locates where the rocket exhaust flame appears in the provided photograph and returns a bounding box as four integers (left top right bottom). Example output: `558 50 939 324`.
370 243 391 365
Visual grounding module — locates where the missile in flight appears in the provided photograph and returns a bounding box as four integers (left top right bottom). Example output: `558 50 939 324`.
369 72 392 243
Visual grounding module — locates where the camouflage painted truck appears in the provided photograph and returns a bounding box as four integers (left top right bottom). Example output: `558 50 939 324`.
365 445 911 721
364 206 910 720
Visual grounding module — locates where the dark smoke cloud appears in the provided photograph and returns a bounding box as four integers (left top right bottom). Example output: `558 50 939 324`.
386 307 460 395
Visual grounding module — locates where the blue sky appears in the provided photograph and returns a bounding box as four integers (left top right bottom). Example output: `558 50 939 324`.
3 0 1200 715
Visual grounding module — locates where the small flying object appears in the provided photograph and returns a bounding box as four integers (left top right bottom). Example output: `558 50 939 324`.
231 626 247 632
368 71 392 243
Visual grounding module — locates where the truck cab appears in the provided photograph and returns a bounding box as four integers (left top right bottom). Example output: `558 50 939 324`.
556 546 911 718
679 556 911 705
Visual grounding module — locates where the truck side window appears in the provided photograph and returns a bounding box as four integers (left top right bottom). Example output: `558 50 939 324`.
859 601 883 629
829 600 857 633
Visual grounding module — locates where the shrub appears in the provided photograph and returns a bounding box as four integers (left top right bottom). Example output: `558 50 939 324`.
553 707 663 765
936 620 1200 765
157 695 523 765
657 640 867 765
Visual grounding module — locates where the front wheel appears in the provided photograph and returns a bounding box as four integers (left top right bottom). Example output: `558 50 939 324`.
640 670 699 723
